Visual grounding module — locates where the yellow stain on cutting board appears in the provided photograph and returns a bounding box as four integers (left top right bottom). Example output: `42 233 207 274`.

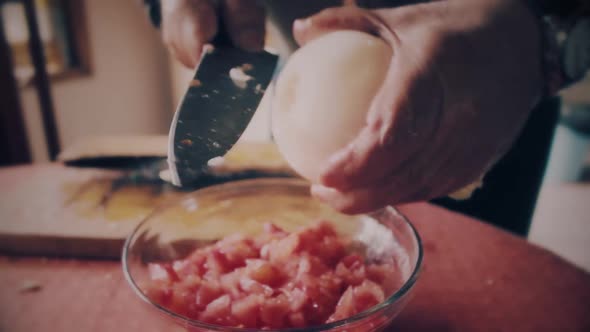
62 178 185 223
57 142 296 224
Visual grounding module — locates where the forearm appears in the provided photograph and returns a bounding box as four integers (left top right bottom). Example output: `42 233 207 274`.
524 0 590 94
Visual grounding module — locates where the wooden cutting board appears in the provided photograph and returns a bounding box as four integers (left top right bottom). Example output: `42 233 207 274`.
0 141 297 259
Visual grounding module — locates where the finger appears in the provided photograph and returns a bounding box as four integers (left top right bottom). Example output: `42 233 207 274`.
312 166 434 214
292 6 383 46
291 8 411 190
319 44 443 190
162 0 218 68
317 62 410 190
312 183 432 214
311 185 386 214
172 33 203 68
314 124 486 214
311 146 421 214
319 122 392 190
222 0 266 51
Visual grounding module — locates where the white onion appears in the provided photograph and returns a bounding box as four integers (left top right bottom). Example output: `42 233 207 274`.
272 31 392 183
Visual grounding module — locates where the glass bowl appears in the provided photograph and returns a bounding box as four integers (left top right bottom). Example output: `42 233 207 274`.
123 178 422 332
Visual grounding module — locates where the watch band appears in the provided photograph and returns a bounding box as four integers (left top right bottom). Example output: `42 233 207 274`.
526 0 590 96
563 18 590 83
528 0 588 18
144 0 162 28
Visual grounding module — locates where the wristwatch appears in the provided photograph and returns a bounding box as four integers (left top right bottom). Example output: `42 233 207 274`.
529 0 590 95
144 0 162 28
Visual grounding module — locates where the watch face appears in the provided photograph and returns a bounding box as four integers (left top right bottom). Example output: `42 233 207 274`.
564 18 590 82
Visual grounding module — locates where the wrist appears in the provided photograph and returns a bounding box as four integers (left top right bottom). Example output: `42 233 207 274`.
525 0 590 96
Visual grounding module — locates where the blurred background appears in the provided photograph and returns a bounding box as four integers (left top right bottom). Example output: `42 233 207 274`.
0 1 588 269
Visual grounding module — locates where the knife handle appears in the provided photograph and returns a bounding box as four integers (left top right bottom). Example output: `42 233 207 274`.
210 12 233 48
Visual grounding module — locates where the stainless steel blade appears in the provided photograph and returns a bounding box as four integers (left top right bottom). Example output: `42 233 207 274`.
168 46 278 187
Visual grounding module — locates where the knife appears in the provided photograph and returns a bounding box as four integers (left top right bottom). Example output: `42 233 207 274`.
167 23 279 188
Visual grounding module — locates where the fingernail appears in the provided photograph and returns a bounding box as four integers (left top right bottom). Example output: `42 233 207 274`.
326 148 350 168
293 18 311 32
235 28 264 51
320 146 353 182
311 184 338 200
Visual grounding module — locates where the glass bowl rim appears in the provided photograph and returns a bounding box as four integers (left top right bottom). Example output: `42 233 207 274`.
122 177 423 332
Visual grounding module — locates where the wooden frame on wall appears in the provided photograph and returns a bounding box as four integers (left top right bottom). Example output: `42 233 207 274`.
0 10 32 166
52 0 91 81
1 0 92 87
0 0 91 162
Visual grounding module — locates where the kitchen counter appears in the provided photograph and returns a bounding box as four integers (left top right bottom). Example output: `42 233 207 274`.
0 164 589 331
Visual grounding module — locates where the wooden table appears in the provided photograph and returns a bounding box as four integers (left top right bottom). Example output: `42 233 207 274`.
1 165 589 331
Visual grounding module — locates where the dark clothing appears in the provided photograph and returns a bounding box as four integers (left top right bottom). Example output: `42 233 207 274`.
433 98 560 236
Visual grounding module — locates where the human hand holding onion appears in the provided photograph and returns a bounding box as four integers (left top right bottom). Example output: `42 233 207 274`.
272 1 543 214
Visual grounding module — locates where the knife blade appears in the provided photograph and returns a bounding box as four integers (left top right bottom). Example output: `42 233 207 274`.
168 29 279 188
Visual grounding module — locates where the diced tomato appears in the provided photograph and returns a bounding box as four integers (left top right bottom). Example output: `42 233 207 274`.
182 250 208 277
141 280 172 306
296 254 329 277
285 287 308 311
256 224 288 250
140 222 397 329
195 280 222 308
337 255 366 286
245 259 282 286
205 250 231 274
287 312 306 328
328 286 355 323
318 273 344 299
335 262 350 279
239 277 274 297
367 263 398 293
366 263 388 284
169 285 198 317
219 269 243 299
329 280 384 323
260 295 290 328
216 235 258 268
297 275 339 325
349 264 367 286
186 248 208 263
296 221 337 254
268 234 300 262
341 254 365 268
231 294 261 327
148 263 179 282
316 235 346 265
200 294 231 324
177 274 202 293
353 280 385 313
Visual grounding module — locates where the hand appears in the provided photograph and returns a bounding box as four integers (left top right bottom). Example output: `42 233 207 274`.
293 1 543 213
161 0 266 68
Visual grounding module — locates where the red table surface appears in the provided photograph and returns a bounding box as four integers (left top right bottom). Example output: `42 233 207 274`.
0 165 589 331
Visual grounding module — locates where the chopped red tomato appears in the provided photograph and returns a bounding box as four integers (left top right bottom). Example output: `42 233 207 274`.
140 221 396 329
